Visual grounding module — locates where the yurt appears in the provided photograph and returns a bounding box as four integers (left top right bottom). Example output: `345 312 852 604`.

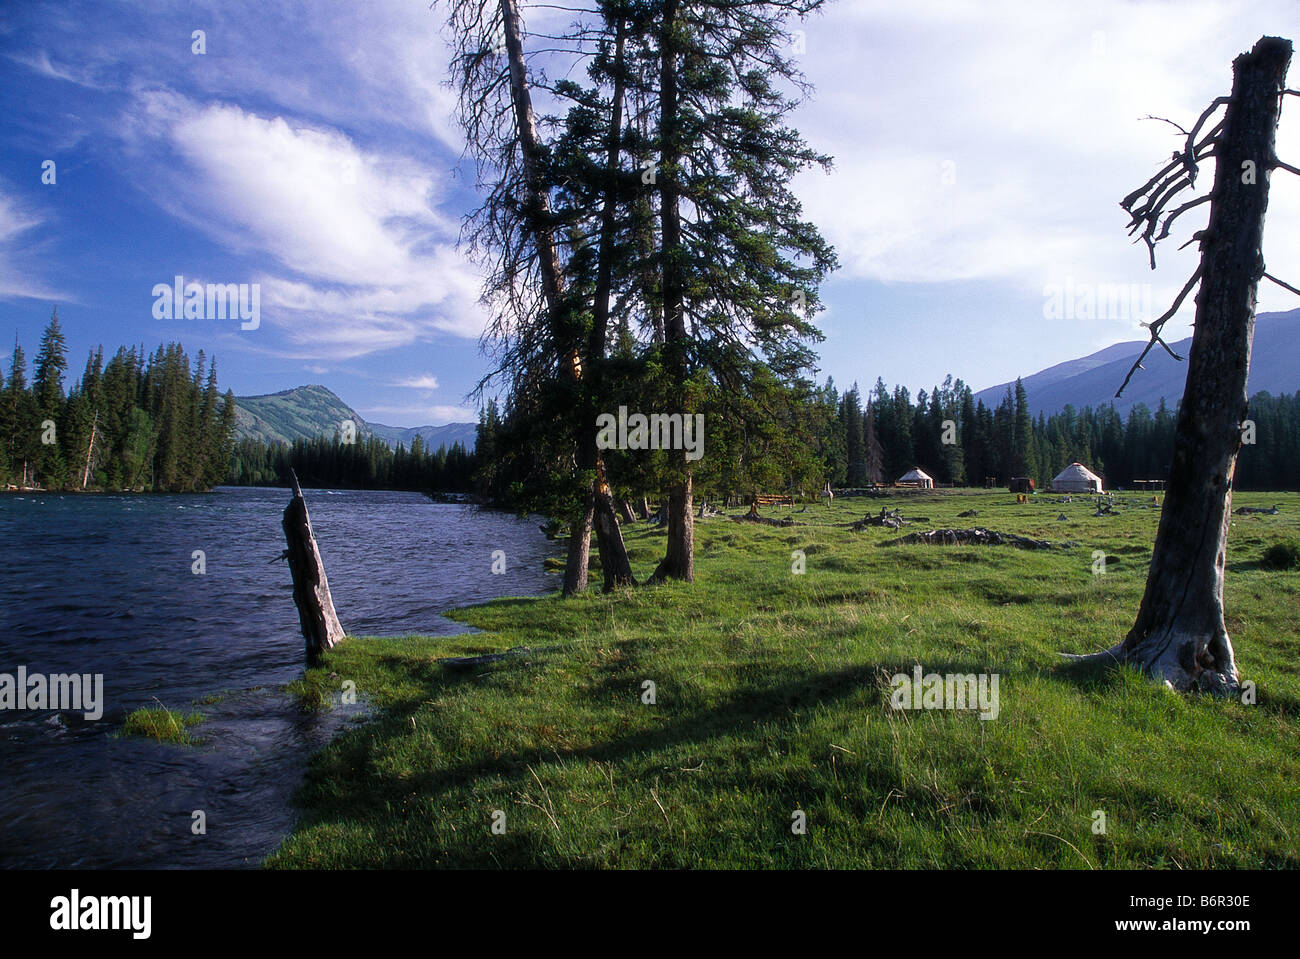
1051 462 1103 493
897 468 934 489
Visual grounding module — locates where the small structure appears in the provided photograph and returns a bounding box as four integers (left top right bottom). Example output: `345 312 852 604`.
1009 476 1035 494
1051 462 1104 494
896 468 934 490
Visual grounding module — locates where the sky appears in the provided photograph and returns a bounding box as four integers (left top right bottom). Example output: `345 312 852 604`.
1 0 1298 427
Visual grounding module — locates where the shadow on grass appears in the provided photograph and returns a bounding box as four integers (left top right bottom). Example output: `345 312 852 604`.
280 654 995 866
1054 653 1300 717
1054 654 1131 692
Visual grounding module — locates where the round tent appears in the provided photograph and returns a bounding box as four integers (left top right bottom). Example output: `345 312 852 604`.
897 468 934 489
1051 462 1103 493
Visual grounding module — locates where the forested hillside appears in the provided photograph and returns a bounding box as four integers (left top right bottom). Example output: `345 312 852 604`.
818 376 1300 491
476 372 1300 507
226 433 475 492
2 310 237 492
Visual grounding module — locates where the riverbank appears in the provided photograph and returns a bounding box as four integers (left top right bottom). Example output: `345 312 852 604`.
269 489 1300 868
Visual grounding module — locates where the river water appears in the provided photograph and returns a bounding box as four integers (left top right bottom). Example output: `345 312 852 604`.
0 487 556 868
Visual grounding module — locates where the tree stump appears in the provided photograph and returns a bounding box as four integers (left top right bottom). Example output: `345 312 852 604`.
282 470 346 662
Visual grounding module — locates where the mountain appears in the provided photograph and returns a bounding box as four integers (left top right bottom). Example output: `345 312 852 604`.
367 421 479 452
234 385 477 451
974 308 1300 417
234 385 369 446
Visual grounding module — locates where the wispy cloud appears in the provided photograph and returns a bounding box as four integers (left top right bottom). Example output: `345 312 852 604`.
123 92 487 358
4 48 108 89
394 374 440 390
795 0 1300 341
0 183 71 302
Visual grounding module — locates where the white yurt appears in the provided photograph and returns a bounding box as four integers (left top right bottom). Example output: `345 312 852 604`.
1052 462 1103 493
897 468 934 489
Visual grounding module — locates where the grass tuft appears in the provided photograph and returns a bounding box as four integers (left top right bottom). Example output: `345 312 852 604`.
1261 541 1299 571
120 702 204 745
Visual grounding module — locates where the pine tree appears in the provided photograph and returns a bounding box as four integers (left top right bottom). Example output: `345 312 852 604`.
32 309 69 486
841 385 865 486
4 340 39 488
863 400 884 485
1012 377 1034 478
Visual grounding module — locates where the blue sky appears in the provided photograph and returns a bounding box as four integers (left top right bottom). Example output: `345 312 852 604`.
2 0 1298 426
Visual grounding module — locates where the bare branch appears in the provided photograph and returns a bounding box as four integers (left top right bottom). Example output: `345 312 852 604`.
1120 103 1222 269
1181 97 1231 183
1116 266 1202 398
1263 272 1300 297
1141 114 1189 135
1154 193 1212 242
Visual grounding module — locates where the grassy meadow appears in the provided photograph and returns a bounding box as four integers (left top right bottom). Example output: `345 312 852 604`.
268 488 1300 869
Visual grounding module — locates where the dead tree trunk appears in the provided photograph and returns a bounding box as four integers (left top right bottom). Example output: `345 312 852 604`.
282 470 345 662
1072 36 1293 693
81 409 98 490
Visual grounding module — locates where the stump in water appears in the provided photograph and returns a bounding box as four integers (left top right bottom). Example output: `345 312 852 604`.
282 470 345 662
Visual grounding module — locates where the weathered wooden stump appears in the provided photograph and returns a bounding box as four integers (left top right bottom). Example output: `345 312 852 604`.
282 469 345 662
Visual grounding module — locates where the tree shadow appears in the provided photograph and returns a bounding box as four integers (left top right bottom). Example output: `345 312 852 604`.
280 653 997 866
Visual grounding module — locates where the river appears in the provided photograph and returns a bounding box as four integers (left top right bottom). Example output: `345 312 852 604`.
0 487 556 868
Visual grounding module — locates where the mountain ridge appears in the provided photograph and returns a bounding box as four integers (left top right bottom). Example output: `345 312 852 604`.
973 308 1300 417
234 385 477 451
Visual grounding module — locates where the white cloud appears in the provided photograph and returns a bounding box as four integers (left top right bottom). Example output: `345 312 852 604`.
794 0 1300 335
362 403 476 424
127 93 488 358
394 374 440 390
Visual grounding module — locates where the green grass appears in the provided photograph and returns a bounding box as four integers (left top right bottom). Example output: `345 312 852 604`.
267 489 1300 869
120 702 205 745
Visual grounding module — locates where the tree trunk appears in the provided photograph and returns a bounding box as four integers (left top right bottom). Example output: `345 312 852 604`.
584 15 636 591
500 0 564 312
562 495 593 596
282 470 345 663
1098 37 1292 693
592 453 635 589
500 0 600 593
571 434 635 593
655 474 694 581
81 409 97 490
651 0 694 583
